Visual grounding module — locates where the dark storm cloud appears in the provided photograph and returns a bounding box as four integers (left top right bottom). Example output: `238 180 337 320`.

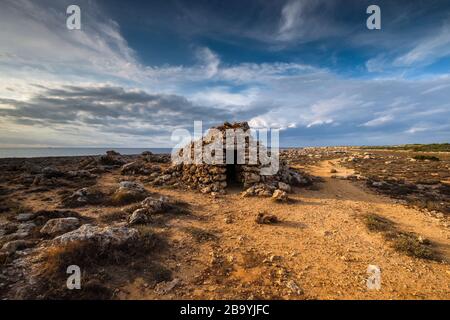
0 84 264 136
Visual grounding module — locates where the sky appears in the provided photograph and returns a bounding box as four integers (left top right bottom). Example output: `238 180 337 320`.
0 0 450 147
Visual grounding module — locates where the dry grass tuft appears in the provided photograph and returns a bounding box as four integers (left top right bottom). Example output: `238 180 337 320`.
392 233 436 260
413 155 440 161
184 226 218 242
32 231 161 299
110 190 147 206
364 213 439 261
98 210 127 223
365 213 394 232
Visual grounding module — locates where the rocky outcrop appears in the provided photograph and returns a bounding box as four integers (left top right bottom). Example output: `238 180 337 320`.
61 187 106 208
41 167 64 178
110 181 149 205
120 161 162 176
1 240 36 254
255 211 279 224
40 217 81 237
272 189 288 202
99 150 126 166
52 224 138 247
128 195 189 225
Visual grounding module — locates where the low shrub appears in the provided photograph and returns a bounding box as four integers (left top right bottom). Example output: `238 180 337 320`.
413 155 440 161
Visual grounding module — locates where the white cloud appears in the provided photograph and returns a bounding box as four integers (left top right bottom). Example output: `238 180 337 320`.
307 119 334 128
0 0 140 79
190 87 259 107
196 47 220 78
406 126 428 134
394 21 450 67
276 0 346 44
362 115 394 127
278 0 303 38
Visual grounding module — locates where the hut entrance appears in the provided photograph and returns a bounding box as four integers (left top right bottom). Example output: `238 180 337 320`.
226 150 243 188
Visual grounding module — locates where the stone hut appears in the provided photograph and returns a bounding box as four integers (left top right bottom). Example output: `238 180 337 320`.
162 121 311 195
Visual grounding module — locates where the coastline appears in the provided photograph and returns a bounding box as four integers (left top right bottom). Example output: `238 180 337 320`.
0 148 172 159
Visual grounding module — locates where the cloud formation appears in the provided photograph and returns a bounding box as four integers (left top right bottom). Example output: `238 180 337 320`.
0 84 271 146
0 0 449 147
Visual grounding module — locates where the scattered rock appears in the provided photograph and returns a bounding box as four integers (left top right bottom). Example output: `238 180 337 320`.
0 223 18 235
154 278 180 295
1 240 36 254
128 196 189 224
40 217 81 236
17 222 36 234
128 208 151 225
111 181 149 205
322 230 333 237
99 150 125 166
66 170 97 179
417 236 430 245
266 255 282 263
278 182 291 193
201 186 212 194
41 167 63 178
62 187 105 208
120 161 156 175
272 189 288 202
286 280 303 295
15 213 35 222
52 224 138 247
256 211 279 224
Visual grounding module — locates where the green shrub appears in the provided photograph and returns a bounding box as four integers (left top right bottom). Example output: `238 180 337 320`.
412 155 440 161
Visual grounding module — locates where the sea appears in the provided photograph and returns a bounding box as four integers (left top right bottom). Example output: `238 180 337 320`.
0 148 173 159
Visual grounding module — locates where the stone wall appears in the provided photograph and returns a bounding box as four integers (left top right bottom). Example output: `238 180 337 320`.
160 122 312 195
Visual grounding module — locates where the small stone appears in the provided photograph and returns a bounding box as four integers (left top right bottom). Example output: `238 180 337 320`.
128 208 150 225
278 182 291 193
256 211 279 224
272 189 288 202
286 280 303 295
15 213 34 222
17 222 36 233
417 236 430 245
201 186 212 194
1 240 35 254
52 224 138 247
269 255 282 262
322 230 332 237
40 217 80 236
154 278 180 295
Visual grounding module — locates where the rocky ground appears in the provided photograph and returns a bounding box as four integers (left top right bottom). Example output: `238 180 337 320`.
283 147 450 216
0 148 449 299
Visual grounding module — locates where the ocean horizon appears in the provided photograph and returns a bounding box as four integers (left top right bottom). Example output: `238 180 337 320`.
0 147 173 159
0 147 300 159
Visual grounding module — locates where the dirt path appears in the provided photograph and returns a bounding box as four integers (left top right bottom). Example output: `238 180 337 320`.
117 160 450 300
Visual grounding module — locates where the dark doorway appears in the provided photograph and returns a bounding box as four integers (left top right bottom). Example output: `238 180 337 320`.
226 150 242 188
